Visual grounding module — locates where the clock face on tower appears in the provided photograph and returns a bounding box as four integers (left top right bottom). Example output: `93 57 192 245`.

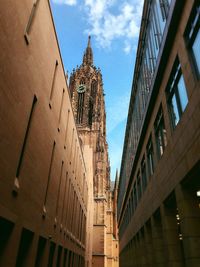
77 84 86 93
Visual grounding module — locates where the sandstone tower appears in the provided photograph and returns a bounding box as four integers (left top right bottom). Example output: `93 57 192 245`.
69 36 119 267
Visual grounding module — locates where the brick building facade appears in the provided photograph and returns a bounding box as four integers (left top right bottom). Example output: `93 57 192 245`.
118 0 200 266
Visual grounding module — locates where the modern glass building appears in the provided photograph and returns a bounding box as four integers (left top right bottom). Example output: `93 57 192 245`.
118 0 200 266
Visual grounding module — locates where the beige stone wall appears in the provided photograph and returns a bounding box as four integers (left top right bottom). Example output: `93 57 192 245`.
82 145 94 267
105 192 119 267
106 233 113 257
92 255 106 267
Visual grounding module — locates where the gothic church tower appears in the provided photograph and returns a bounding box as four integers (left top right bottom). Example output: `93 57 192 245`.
69 36 109 197
69 37 118 267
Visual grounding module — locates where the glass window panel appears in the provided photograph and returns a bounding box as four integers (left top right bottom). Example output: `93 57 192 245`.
148 29 156 70
167 60 189 129
153 4 162 45
141 159 147 191
143 58 151 95
150 20 159 58
156 131 160 156
149 154 154 175
163 128 167 147
146 46 153 80
152 6 161 48
155 0 165 34
139 91 145 116
147 62 152 91
147 44 154 75
171 94 180 126
159 131 164 155
154 108 167 158
147 139 154 177
159 0 170 20
192 29 200 73
177 75 188 112
149 24 157 59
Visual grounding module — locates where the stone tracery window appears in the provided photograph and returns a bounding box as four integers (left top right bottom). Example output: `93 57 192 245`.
77 78 85 124
88 80 97 126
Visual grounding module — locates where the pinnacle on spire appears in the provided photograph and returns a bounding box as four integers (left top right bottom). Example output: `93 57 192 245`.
114 169 119 190
83 35 93 66
88 35 91 47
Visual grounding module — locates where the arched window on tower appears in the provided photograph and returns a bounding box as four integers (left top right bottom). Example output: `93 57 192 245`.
77 78 85 124
88 80 97 126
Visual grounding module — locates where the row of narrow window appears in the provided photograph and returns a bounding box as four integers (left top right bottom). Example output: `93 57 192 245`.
0 217 85 267
23 1 67 132
14 93 87 212
120 185 200 266
15 131 86 243
10 0 88 254
119 55 190 238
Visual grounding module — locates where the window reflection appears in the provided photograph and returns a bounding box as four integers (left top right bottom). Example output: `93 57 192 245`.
178 75 188 111
167 60 188 128
185 3 200 76
154 107 167 158
171 95 180 126
155 0 165 34
192 29 200 74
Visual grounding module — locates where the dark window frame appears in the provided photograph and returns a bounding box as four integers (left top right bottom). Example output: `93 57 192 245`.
133 182 137 211
141 156 147 192
184 1 200 78
146 136 155 178
154 106 167 159
166 58 188 129
136 171 142 201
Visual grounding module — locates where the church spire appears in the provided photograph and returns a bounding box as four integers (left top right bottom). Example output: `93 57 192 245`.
87 35 91 48
83 36 93 66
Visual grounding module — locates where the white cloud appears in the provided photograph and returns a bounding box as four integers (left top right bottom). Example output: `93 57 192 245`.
52 0 144 53
124 41 131 54
84 0 144 53
52 0 77 5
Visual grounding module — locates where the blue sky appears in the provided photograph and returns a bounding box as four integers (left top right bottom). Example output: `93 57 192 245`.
50 0 143 180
